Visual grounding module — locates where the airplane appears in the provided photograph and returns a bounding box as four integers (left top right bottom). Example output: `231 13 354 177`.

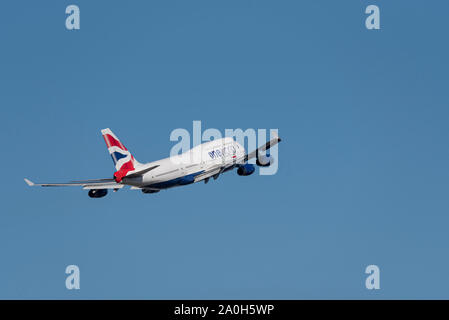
24 128 281 198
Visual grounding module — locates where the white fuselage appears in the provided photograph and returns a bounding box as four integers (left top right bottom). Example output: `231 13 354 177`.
122 137 246 190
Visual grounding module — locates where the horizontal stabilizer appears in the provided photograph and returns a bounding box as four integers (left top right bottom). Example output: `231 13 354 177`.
124 165 159 179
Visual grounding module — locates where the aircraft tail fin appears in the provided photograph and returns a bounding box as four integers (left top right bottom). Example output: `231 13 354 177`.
101 128 141 182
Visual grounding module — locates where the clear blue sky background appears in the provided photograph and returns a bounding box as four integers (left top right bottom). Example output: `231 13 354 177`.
0 0 448 299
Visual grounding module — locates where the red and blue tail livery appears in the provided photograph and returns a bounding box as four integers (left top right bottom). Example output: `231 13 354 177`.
101 128 139 182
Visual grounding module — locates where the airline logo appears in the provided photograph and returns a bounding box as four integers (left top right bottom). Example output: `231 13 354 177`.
101 128 135 182
208 145 237 160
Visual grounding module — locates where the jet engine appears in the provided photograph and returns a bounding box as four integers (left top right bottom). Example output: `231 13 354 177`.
88 189 108 198
237 164 255 176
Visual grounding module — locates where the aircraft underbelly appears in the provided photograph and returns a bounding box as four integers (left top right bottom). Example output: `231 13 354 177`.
146 170 205 189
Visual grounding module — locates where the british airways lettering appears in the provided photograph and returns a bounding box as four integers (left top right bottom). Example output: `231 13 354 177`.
208 145 236 159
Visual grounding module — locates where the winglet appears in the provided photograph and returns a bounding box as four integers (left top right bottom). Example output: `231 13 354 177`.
24 178 35 186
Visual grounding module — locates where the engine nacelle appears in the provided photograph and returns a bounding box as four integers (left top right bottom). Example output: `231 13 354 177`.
256 154 273 167
88 189 108 198
237 164 255 176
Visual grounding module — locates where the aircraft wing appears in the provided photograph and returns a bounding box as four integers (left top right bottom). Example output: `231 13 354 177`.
240 132 281 163
194 133 281 183
24 178 123 189
194 167 223 182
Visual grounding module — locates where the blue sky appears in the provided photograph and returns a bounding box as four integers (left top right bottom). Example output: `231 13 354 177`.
0 0 448 299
